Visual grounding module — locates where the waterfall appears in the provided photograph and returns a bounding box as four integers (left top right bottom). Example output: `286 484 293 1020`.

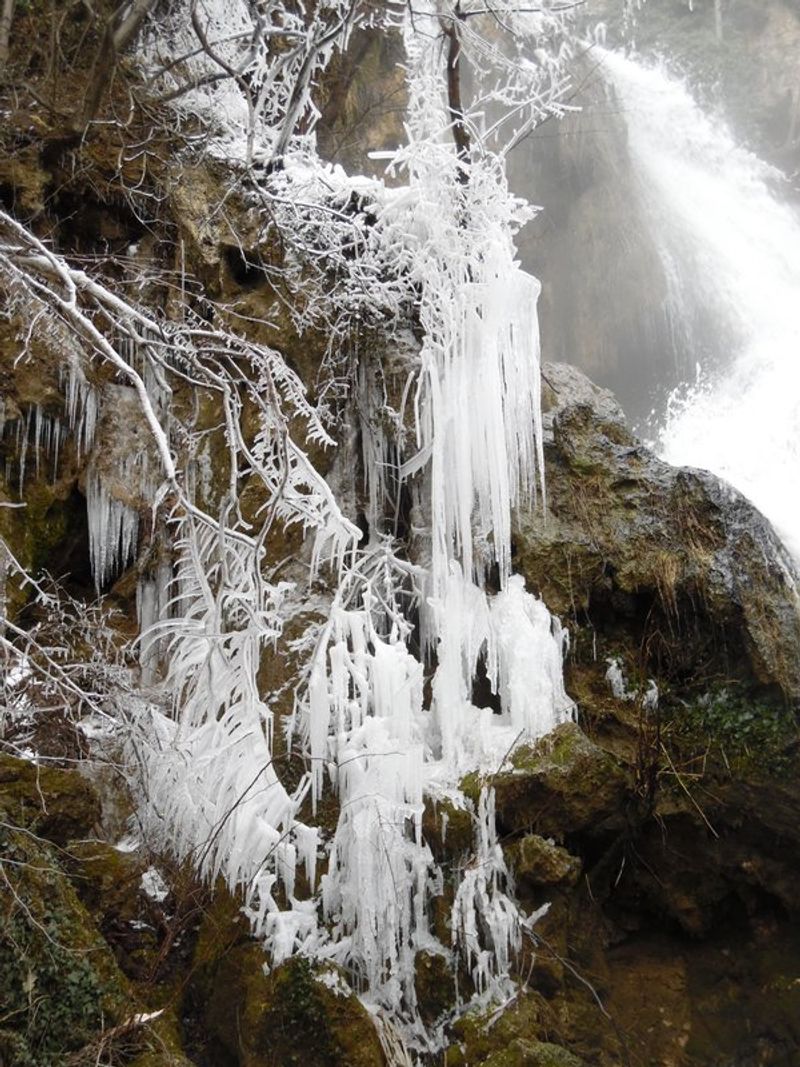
599 48 800 559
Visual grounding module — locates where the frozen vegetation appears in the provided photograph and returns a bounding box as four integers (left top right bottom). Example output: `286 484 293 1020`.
0 0 586 1054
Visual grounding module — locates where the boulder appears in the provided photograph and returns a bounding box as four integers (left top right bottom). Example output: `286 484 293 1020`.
446 993 591 1067
483 1041 585 1067
505 834 582 889
485 723 629 838
514 363 800 702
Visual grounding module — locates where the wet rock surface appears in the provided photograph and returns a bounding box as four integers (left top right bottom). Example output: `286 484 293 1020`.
515 362 800 702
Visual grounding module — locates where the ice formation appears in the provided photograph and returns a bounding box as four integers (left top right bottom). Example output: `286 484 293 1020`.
266 14 575 1031
0 3 578 1050
86 462 143 592
451 788 524 998
1 362 96 493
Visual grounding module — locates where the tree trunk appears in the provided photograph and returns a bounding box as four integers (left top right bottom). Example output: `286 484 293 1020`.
0 0 15 67
443 6 470 182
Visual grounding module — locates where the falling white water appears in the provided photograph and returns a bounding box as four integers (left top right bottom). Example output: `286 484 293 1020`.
600 49 800 560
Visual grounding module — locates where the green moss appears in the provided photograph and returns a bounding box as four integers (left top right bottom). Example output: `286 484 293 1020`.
505 835 581 889
510 723 585 774
422 796 474 860
127 1009 196 1067
459 771 484 804
65 840 171 980
414 950 456 1025
0 825 129 1066
667 688 798 778
0 755 100 846
0 478 71 617
446 993 572 1067
488 725 630 837
185 889 385 1067
253 958 386 1067
484 1040 585 1067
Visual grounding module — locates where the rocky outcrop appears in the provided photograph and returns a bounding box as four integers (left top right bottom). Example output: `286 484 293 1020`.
3 358 800 1066
0 755 191 1067
476 723 629 838
0 753 101 844
445 364 800 1065
515 362 800 703
184 887 387 1067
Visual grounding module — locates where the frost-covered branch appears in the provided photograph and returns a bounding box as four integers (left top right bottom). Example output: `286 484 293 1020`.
143 0 396 164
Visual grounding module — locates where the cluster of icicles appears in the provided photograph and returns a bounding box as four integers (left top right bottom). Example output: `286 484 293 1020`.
13 250 573 1047
1 360 150 590
10 73 575 1067
131 162 574 1050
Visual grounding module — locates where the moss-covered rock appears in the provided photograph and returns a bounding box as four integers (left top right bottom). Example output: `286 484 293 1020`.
64 839 173 980
484 1040 585 1067
445 992 584 1067
0 754 100 845
489 723 629 837
204 953 386 1067
514 362 800 702
414 949 456 1026
184 885 386 1066
0 823 130 1065
422 796 475 861
506 835 581 889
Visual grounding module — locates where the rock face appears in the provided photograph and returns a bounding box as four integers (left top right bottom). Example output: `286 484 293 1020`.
184 889 387 1067
1 10 799 1056
515 362 800 703
444 363 800 1065
488 723 629 837
0 755 191 1067
459 361 800 1066
2 360 800 1066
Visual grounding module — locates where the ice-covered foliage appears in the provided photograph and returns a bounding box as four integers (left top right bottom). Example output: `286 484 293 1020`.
143 0 391 163
0 0 588 1052
278 6 576 1029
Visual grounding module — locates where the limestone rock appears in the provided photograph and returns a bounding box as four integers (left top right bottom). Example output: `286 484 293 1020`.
446 993 589 1067
484 1041 585 1067
185 886 387 1066
506 834 582 889
488 723 629 837
515 362 800 702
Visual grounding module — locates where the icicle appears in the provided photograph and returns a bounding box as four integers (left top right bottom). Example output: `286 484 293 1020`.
137 560 173 685
126 5 577 1045
52 419 62 482
33 404 42 479
18 407 32 494
61 359 98 459
490 574 574 739
451 788 523 999
86 465 141 590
